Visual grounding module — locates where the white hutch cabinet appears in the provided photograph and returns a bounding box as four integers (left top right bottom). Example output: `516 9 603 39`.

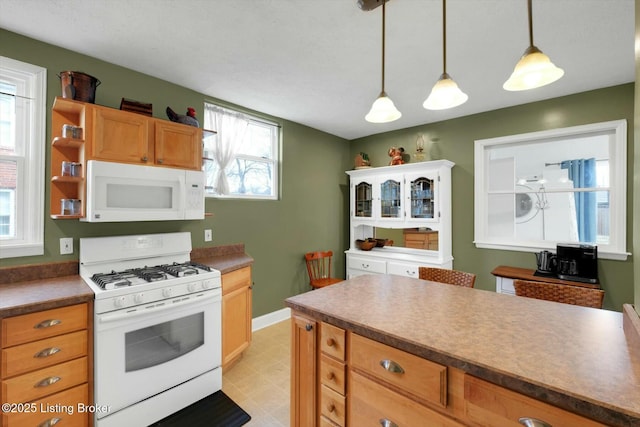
346 160 454 279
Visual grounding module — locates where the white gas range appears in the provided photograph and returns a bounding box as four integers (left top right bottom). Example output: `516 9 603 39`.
80 232 222 427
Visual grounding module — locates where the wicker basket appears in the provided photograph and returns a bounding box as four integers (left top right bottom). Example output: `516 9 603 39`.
513 280 604 308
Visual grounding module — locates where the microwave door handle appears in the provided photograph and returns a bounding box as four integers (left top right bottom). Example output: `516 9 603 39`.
179 174 186 215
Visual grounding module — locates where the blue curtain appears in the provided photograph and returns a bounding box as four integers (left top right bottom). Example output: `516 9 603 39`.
561 158 596 242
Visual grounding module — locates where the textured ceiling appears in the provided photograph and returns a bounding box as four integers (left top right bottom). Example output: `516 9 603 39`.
0 0 635 140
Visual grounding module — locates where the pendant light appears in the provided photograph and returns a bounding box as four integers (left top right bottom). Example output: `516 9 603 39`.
504 0 564 91
423 0 468 110
365 0 402 123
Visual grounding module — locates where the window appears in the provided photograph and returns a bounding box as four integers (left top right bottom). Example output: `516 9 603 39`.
474 120 627 261
0 57 46 258
203 102 279 199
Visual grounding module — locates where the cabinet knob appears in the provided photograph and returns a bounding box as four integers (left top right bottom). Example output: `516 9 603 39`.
38 418 62 427
34 347 61 358
328 403 336 413
380 359 405 374
305 324 313 331
35 376 61 388
379 418 399 427
326 338 336 347
519 418 552 427
327 372 335 381
34 319 61 329
141 156 148 162
157 158 164 164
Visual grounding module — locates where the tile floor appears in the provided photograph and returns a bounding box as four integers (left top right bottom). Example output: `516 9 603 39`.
222 319 291 427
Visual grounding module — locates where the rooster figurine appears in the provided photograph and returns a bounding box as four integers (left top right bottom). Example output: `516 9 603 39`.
166 106 199 127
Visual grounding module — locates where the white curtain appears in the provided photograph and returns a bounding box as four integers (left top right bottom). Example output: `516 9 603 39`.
204 104 250 195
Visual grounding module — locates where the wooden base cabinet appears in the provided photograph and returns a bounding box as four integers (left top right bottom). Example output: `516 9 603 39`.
1 303 92 427
221 267 252 369
290 313 608 426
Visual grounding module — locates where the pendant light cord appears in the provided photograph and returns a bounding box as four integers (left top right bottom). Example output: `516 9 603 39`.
442 0 447 74
381 0 386 94
528 0 534 47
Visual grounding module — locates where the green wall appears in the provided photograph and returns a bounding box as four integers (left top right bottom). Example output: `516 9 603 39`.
0 29 351 317
350 84 635 311
1 28 635 314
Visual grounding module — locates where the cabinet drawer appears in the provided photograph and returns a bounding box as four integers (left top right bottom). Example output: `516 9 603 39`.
347 256 386 274
222 266 251 295
350 370 464 427
2 357 87 403
387 261 420 278
350 333 447 407
464 375 606 427
2 330 88 378
2 383 89 427
320 384 346 426
320 355 346 395
320 322 345 361
2 304 87 347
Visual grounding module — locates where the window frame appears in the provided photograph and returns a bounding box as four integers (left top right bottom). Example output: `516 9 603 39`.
0 57 46 259
203 102 280 200
473 119 628 261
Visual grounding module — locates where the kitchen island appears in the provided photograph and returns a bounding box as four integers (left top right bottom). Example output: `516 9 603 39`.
285 274 640 426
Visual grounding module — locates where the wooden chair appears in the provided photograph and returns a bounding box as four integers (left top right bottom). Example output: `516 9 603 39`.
418 267 476 288
513 280 604 309
305 251 343 289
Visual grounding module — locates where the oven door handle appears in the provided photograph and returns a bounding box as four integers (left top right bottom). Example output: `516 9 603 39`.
99 292 220 324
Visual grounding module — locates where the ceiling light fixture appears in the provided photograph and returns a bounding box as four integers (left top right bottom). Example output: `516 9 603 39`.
365 0 402 123
423 0 468 110
503 0 564 91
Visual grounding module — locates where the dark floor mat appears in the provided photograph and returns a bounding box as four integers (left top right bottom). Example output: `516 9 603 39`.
149 390 251 427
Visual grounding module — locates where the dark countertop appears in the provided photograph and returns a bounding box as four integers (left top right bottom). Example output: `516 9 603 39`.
0 243 253 319
285 274 640 427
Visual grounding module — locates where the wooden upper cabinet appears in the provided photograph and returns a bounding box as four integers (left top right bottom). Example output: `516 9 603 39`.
90 106 152 164
88 104 202 170
155 120 202 169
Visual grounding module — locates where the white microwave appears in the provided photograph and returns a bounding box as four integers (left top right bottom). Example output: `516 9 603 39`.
83 160 205 222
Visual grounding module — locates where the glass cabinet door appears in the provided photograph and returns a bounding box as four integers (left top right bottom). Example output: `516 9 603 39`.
408 175 436 220
354 181 373 218
379 178 402 219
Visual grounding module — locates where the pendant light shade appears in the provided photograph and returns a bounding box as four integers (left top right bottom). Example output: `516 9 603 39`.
366 91 402 123
423 73 468 110
366 0 401 123
504 0 564 91
424 0 467 111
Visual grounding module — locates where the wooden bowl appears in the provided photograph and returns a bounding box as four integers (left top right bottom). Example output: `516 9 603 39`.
356 239 376 251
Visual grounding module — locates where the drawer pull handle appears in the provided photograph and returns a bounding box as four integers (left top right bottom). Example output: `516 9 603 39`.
34 347 61 358
406 270 415 275
326 338 336 347
362 264 370 268
35 376 61 388
380 418 399 427
305 324 313 331
519 418 552 427
34 319 62 329
380 359 405 374
38 418 62 427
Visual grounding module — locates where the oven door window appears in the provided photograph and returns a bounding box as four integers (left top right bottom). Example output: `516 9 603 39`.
125 312 204 372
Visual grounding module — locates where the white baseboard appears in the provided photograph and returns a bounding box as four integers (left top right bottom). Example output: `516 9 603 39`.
252 307 291 332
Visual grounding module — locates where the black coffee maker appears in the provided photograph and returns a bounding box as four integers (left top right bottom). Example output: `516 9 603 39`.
556 244 599 284
534 250 557 277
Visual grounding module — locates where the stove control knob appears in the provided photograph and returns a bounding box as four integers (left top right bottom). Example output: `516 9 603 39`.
114 296 126 308
134 293 144 304
202 279 212 290
187 283 198 292
162 287 173 298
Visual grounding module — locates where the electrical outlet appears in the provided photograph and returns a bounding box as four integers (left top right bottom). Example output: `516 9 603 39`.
60 237 73 255
204 229 213 242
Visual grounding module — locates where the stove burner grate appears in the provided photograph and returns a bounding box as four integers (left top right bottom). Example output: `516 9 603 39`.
91 271 137 289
